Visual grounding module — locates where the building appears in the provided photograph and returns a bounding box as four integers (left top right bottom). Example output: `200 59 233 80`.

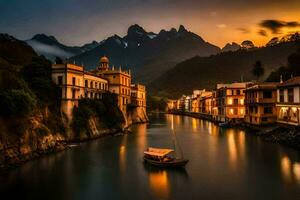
276 77 300 125
199 91 213 115
167 99 177 112
244 82 278 125
131 84 146 108
52 63 108 118
216 82 249 122
95 56 132 113
211 91 218 120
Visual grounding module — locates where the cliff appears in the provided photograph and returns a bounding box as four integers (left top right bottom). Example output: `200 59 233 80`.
126 106 149 126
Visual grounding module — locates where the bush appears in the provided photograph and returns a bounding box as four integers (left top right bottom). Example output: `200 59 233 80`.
71 95 125 136
20 56 60 105
0 89 37 117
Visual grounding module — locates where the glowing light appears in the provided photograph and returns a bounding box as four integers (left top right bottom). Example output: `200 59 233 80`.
240 108 244 115
281 156 292 182
293 163 300 182
292 107 297 112
228 130 237 167
149 171 169 199
228 98 233 105
229 109 234 115
240 99 244 105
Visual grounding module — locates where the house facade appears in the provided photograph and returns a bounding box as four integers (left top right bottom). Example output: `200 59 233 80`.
244 83 278 125
276 77 300 125
52 63 108 118
215 83 248 122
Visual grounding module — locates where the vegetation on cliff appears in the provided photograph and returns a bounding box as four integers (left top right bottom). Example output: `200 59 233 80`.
71 94 125 137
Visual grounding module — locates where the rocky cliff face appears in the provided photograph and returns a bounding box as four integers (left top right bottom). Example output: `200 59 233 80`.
0 115 65 168
126 107 149 126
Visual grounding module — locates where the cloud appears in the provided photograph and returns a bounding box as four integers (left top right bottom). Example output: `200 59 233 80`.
258 29 268 37
259 19 300 34
237 28 250 34
216 24 226 28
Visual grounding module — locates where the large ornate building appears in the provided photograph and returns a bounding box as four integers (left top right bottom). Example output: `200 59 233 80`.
52 56 146 119
52 63 108 118
93 56 132 113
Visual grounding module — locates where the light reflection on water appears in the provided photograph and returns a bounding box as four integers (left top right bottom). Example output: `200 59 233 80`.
0 114 300 200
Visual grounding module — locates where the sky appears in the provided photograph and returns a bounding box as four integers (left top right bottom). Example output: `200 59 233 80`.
0 0 300 47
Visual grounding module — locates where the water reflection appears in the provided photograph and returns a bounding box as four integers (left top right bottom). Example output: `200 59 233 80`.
280 155 300 184
144 163 189 200
1 114 300 199
148 169 169 199
226 129 246 169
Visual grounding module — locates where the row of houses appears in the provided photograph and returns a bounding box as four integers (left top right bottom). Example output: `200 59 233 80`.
167 77 300 126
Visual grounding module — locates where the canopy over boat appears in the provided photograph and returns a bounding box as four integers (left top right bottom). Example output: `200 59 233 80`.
144 147 174 157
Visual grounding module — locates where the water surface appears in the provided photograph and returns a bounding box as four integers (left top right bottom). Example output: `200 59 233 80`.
1 114 300 199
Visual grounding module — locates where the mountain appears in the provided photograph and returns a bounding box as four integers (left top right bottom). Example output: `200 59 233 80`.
70 24 221 82
241 40 255 49
25 34 98 61
222 42 240 52
0 33 38 67
149 40 300 98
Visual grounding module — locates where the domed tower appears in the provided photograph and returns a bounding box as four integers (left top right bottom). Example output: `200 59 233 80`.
98 56 109 71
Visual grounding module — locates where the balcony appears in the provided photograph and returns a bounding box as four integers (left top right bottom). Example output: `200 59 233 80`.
245 98 276 104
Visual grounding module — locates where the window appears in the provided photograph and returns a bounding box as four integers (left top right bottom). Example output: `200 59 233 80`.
237 90 240 95
288 88 294 103
261 117 268 122
264 107 273 114
263 91 272 98
233 99 238 105
280 89 284 102
95 82 98 89
72 77 76 85
85 80 88 87
234 108 238 115
90 81 93 89
58 76 63 85
72 89 75 99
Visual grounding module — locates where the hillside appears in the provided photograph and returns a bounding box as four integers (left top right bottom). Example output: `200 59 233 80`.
0 34 38 67
70 24 221 83
26 34 99 61
149 40 300 98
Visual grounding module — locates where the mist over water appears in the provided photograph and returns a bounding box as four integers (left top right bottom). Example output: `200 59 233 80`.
0 114 300 200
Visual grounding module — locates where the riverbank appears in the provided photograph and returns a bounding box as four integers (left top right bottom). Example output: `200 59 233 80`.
169 111 300 151
0 119 147 172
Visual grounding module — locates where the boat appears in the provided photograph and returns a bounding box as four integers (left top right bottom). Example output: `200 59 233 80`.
143 147 189 167
219 122 230 128
143 115 189 168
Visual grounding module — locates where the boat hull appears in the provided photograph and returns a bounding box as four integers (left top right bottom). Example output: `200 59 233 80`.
143 157 189 167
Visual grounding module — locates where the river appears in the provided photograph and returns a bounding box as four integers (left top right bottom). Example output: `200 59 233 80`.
0 114 300 199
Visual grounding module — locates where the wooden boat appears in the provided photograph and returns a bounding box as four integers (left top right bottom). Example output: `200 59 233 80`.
219 122 230 127
143 147 189 167
144 115 189 168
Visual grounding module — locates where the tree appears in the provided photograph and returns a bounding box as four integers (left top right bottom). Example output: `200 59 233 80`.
252 61 264 80
55 56 63 64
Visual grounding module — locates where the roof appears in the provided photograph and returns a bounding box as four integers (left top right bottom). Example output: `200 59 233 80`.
144 147 174 157
278 76 300 87
246 82 278 91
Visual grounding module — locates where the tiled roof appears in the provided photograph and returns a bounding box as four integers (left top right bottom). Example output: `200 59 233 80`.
278 76 300 87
